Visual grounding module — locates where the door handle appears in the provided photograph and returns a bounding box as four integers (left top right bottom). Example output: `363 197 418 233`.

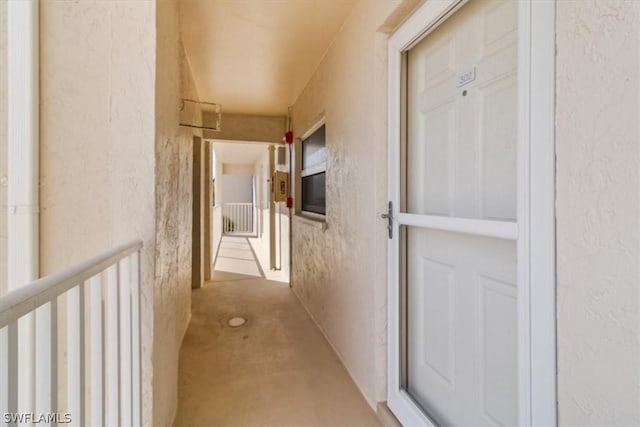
381 201 393 239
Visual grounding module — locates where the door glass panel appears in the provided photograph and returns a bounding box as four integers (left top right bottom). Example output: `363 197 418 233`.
405 226 517 426
405 0 518 221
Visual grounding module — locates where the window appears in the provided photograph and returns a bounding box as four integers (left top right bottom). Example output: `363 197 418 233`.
301 123 326 215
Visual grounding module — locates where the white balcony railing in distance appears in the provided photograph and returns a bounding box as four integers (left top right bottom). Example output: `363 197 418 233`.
0 240 143 426
222 203 255 235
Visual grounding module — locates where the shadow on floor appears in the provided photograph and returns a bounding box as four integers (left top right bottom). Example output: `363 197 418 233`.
174 273 380 426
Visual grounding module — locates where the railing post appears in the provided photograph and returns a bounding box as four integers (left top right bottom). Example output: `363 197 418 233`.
0 239 142 427
89 274 104 426
0 327 6 419
131 251 141 427
7 322 18 425
105 264 119 426
35 299 57 423
118 257 132 425
67 284 85 426
222 203 257 234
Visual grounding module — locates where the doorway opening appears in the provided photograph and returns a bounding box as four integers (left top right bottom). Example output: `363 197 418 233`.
209 141 291 285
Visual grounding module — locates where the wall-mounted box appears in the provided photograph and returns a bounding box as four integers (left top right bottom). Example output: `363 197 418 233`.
272 171 289 203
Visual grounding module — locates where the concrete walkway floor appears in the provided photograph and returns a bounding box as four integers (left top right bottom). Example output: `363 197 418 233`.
174 237 380 427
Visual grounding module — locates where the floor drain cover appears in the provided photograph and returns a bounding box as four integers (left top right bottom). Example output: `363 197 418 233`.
228 317 246 328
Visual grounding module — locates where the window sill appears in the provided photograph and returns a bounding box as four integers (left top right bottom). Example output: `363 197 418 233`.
294 213 327 231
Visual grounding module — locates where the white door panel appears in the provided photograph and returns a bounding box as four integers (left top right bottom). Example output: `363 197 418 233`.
406 0 517 221
387 0 557 425
406 227 517 426
403 0 519 425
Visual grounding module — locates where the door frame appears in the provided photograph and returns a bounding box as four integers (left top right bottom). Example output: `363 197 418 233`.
386 1 557 425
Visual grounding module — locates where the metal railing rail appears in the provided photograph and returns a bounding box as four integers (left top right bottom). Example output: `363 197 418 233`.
0 239 143 426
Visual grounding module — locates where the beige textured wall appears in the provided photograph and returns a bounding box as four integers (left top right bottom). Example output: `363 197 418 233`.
40 1 157 422
203 112 286 142
41 0 200 424
155 0 201 424
290 0 394 407
556 1 640 424
0 0 7 296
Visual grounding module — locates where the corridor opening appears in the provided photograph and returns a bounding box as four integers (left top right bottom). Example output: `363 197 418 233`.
209 141 291 285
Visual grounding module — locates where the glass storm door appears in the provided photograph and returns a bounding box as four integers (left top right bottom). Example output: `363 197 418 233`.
387 0 527 425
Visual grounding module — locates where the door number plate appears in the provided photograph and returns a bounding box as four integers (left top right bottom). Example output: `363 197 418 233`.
457 67 476 87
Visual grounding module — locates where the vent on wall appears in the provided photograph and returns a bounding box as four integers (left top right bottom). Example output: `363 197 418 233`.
276 146 287 166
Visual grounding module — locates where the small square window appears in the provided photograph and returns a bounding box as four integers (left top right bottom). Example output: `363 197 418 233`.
301 123 326 216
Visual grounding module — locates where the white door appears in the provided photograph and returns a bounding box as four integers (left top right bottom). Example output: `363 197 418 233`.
407 0 517 424
386 0 556 425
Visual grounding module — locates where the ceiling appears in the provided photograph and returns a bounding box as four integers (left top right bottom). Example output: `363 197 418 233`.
180 0 356 116
213 142 268 165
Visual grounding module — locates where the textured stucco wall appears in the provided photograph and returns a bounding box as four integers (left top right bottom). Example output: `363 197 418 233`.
40 1 157 422
41 0 201 424
290 0 394 407
203 112 286 143
0 0 7 296
556 1 640 424
155 0 201 424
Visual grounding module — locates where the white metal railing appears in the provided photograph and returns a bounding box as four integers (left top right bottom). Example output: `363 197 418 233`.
222 203 254 234
0 240 143 426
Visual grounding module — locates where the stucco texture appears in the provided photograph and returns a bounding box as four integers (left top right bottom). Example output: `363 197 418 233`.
155 0 202 424
556 0 640 424
40 1 157 422
40 0 200 424
291 0 395 408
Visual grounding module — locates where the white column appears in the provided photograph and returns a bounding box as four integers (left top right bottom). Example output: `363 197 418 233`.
7 0 39 422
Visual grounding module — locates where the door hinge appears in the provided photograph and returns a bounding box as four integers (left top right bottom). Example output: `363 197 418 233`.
381 201 393 239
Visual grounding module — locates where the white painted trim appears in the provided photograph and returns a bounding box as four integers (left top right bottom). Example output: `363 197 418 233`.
7 2 39 417
517 1 533 421
397 213 517 241
386 6 404 423
386 0 557 425
0 240 143 328
528 1 557 424
7 0 39 287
